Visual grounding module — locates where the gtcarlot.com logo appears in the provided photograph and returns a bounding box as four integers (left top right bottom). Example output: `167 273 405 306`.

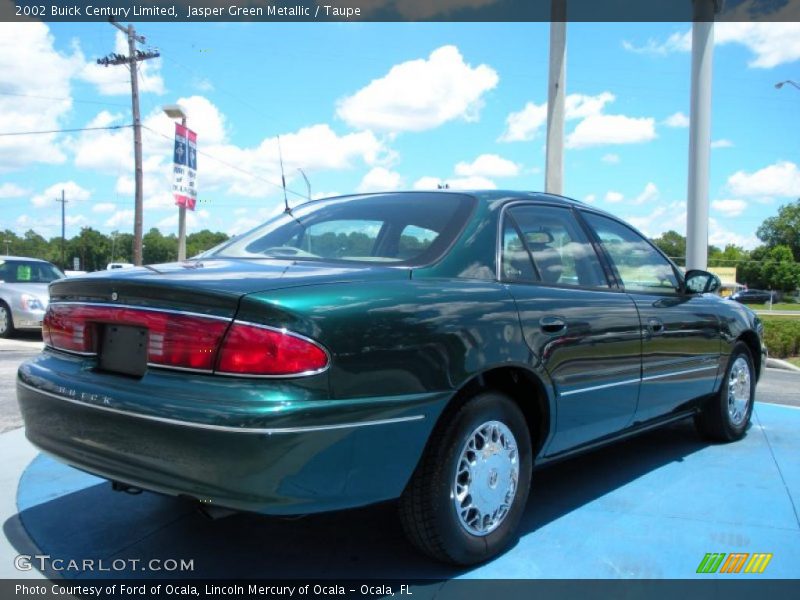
15 554 194 573
696 552 773 574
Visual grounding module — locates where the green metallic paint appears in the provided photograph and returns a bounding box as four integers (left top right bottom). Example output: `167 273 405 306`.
17 190 765 516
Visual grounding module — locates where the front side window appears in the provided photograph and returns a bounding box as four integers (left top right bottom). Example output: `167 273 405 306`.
212 193 475 266
503 205 608 288
582 212 680 294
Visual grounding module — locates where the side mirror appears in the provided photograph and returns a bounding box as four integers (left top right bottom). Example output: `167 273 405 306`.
684 269 721 294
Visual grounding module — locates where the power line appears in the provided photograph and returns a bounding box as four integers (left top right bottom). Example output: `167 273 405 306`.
0 91 129 108
97 20 160 266
0 124 132 137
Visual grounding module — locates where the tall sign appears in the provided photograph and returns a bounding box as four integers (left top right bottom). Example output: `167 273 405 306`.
172 123 197 211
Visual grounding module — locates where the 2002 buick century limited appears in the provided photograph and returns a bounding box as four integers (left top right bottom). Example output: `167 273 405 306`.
17 191 764 564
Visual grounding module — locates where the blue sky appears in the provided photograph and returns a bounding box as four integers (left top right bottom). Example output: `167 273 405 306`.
1 21 799 249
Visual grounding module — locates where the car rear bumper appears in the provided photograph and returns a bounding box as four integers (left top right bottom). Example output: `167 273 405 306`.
17 351 448 515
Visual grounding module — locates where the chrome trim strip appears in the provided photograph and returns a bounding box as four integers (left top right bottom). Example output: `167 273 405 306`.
147 363 214 374
559 365 718 397
559 378 640 397
44 345 97 357
641 364 718 382
18 380 425 434
47 302 233 322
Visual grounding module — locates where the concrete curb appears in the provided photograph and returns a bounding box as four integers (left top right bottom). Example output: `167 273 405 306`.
766 357 800 373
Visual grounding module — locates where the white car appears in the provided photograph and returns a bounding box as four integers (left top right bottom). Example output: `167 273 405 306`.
0 256 64 337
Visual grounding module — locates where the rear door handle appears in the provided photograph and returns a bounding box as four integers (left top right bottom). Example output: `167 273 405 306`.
540 316 567 334
647 318 665 335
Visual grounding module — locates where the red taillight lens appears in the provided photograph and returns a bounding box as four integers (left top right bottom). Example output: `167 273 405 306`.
44 304 229 371
216 322 329 376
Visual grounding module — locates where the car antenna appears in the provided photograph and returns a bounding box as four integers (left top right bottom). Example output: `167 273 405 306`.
278 135 290 213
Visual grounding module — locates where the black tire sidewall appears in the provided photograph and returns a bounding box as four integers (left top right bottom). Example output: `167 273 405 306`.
0 302 13 338
432 392 532 565
719 344 756 439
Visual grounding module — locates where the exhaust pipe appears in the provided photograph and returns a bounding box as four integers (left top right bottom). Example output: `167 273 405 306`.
111 481 143 495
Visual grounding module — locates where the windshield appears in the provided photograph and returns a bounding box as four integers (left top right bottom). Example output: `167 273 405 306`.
211 192 475 265
0 260 64 283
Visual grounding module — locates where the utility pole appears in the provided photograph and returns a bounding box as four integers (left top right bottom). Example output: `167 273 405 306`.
545 0 567 195
685 0 719 271
55 189 67 268
97 22 160 266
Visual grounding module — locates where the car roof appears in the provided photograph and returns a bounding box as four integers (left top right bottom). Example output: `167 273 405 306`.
0 255 51 263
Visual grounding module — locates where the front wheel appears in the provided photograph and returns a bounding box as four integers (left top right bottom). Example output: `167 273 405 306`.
399 391 532 565
0 301 14 339
695 342 756 442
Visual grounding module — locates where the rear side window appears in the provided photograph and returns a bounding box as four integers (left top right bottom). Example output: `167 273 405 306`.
582 212 680 294
502 205 608 288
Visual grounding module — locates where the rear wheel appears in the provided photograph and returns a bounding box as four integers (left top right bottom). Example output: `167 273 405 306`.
399 391 532 565
0 301 14 339
695 342 755 442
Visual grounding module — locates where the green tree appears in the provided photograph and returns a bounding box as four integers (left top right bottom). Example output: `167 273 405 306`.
186 229 229 258
66 227 111 271
756 199 800 261
142 228 177 264
761 245 800 292
651 230 686 263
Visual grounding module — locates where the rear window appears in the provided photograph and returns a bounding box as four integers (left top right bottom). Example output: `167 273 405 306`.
0 260 64 283
211 193 475 266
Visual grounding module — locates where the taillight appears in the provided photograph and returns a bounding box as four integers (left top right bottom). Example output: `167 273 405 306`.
44 304 229 370
216 322 329 376
44 304 329 377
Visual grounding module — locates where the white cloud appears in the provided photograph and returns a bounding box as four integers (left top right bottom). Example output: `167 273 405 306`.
30 181 90 208
356 167 403 192
565 92 616 120
454 154 520 177
567 114 656 149
711 139 734 149
712 199 747 217
604 191 624 203
499 92 615 142
156 209 210 229
663 112 690 128
412 176 446 190
498 101 547 142
92 202 117 213
337 45 499 133
708 218 759 250
623 23 800 69
583 194 596 204
79 31 164 95
622 31 692 56
413 175 496 190
727 161 800 198
105 209 134 228
632 182 659 205
0 183 29 198
0 23 83 171
601 153 620 164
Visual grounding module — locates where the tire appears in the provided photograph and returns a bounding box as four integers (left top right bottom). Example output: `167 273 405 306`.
695 342 755 442
0 301 14 339
399 391 533 565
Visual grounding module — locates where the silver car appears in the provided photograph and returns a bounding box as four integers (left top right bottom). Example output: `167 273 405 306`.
0 256 64 338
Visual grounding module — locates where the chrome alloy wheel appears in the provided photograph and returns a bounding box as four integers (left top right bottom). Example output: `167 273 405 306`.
727 356 752 426
0 305 8 336
452 420 519 536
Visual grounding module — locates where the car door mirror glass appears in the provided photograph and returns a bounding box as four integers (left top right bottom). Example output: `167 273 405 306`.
684 269 721 294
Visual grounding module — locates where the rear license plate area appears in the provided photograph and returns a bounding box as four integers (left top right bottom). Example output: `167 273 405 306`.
98 324 148 377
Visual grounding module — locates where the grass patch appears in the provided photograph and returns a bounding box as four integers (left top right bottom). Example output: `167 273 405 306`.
761 315 800 358
750 302 800 311
785 357 800 368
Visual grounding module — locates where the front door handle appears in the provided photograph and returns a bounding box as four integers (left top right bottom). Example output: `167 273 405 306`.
647 318 665 335
540 316 567 334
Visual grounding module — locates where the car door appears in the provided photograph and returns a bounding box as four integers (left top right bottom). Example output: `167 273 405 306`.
500 204 642 455
580 211 721 424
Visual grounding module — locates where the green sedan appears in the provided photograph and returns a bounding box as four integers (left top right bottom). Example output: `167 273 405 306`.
17 191 765 565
